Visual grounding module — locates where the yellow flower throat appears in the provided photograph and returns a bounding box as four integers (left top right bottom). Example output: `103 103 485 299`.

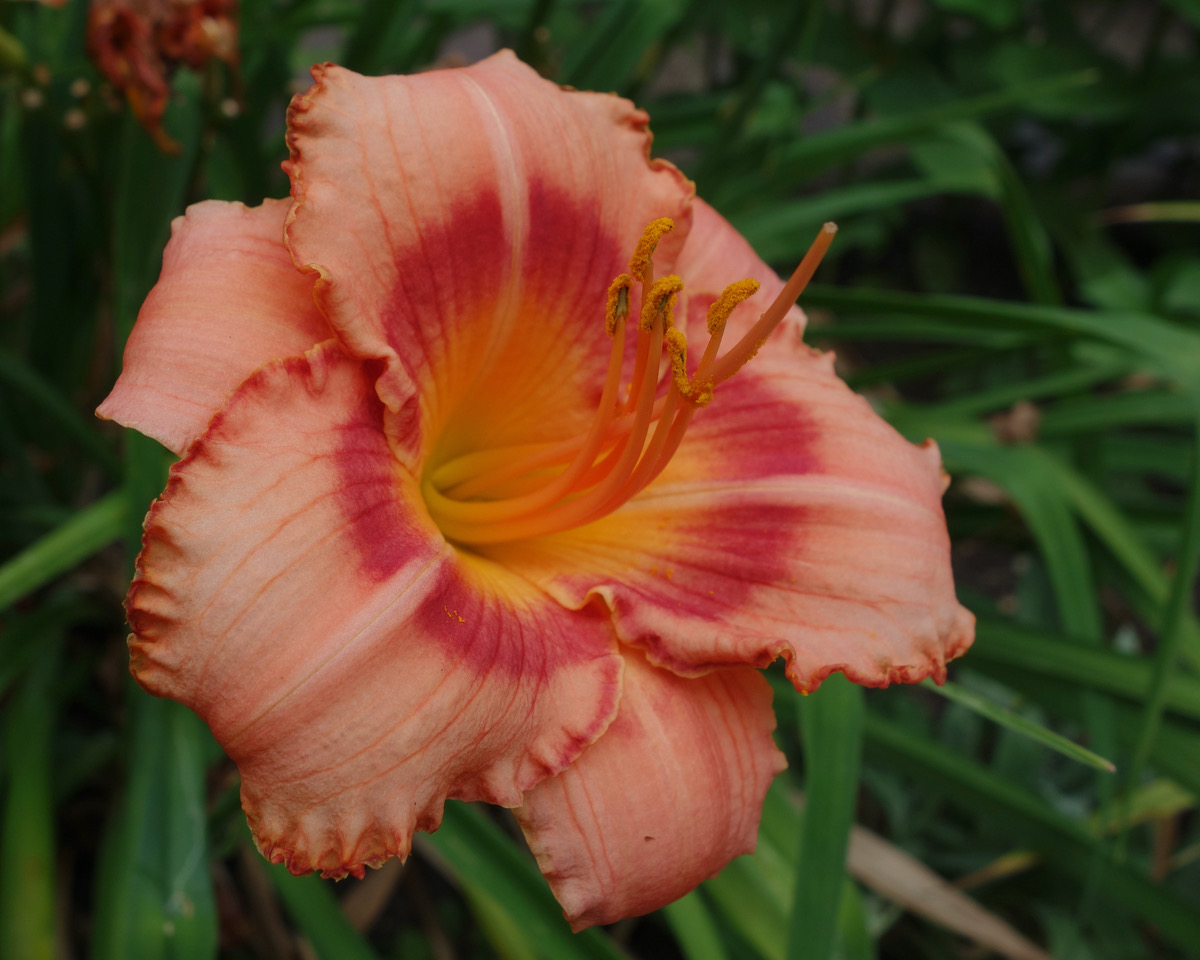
422 218 836 546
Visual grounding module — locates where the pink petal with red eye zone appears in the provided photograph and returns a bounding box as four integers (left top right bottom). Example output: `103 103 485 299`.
127 340 621 877
486 204 973 693
516 649 786 931
97 199 330 456
282 52 692 468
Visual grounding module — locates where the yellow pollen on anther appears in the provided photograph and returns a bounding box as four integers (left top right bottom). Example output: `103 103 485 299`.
627 217 674 282
605 273 632 336
707 278 760 335
639 275 683 332
421 220 837 546
664 327 712 406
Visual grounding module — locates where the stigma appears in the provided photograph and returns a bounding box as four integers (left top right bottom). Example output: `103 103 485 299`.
422 219 837 546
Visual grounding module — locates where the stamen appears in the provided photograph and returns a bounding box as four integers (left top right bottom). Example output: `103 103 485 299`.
712 222 837 384
627 217 674 282
422 221 836 546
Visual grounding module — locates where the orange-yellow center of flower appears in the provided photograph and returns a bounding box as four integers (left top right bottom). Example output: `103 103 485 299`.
422 219 837 546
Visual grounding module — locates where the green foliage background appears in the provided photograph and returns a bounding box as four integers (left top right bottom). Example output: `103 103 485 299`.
2 1 1200 958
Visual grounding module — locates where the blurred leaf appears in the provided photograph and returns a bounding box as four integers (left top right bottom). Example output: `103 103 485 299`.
418 802 628 960
664 891 730 960
0 489 126 613
92 69 215 960
340 0 419 75
969 617 1200 722
92 692 218 960
921 679 1115 772
265 863 381 960
560 0 688 93
804 285 1200 388
0 346 120 478
0 632 62 960
864 715 1200 953
846 825 1051 960
789 675 864 960
735 177 985 264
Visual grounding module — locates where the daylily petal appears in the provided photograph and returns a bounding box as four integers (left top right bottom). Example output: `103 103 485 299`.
127 341 621 876
282 52 692 468
516 649 785 931
97 199 330 456
489 204 973 692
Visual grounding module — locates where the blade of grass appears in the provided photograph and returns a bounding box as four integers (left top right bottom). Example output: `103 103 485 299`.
803 285 1200 386
93 72 216 960
921 679 1114 772
417 802 629 960
1036 450 1200 671
0 346 120 478
264 863 380 960
1125 413 1200 796
734 177 986 264
788 675 864 960
0 631 62 960
339 0 418 75
970 660 1200 799
663 891 730 960
1039 389 1195 435
91 690 218 960
772 70 1097 177
560 0 688 94
946 123 1061 305
863 715 1200 953
968 617 1200 721
0 489 126 613
928 356 1131 418
693 0 813 186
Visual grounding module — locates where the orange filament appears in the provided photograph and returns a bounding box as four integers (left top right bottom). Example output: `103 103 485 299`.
422 220 837 546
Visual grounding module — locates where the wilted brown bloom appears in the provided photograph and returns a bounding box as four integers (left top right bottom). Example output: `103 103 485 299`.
87 0 238 152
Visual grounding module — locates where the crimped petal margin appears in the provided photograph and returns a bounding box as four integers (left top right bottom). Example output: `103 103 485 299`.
490 203 973 693
97 199 330 456
516 650 785 931
127 341 621 876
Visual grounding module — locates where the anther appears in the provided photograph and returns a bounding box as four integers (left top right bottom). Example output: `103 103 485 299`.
707 278 760 335
605 274 632 336
628 218 675 282
639 275 683 332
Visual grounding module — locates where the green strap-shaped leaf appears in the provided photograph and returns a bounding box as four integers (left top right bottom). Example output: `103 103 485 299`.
418 801 629 960
864 715 1200 953
0 632 62 960
265 864 381 960
0 490 126 613
921 678 1115 772
788 675 864 960
92 70 217 960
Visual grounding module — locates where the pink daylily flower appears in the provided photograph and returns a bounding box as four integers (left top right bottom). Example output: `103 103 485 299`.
98 52 974 930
